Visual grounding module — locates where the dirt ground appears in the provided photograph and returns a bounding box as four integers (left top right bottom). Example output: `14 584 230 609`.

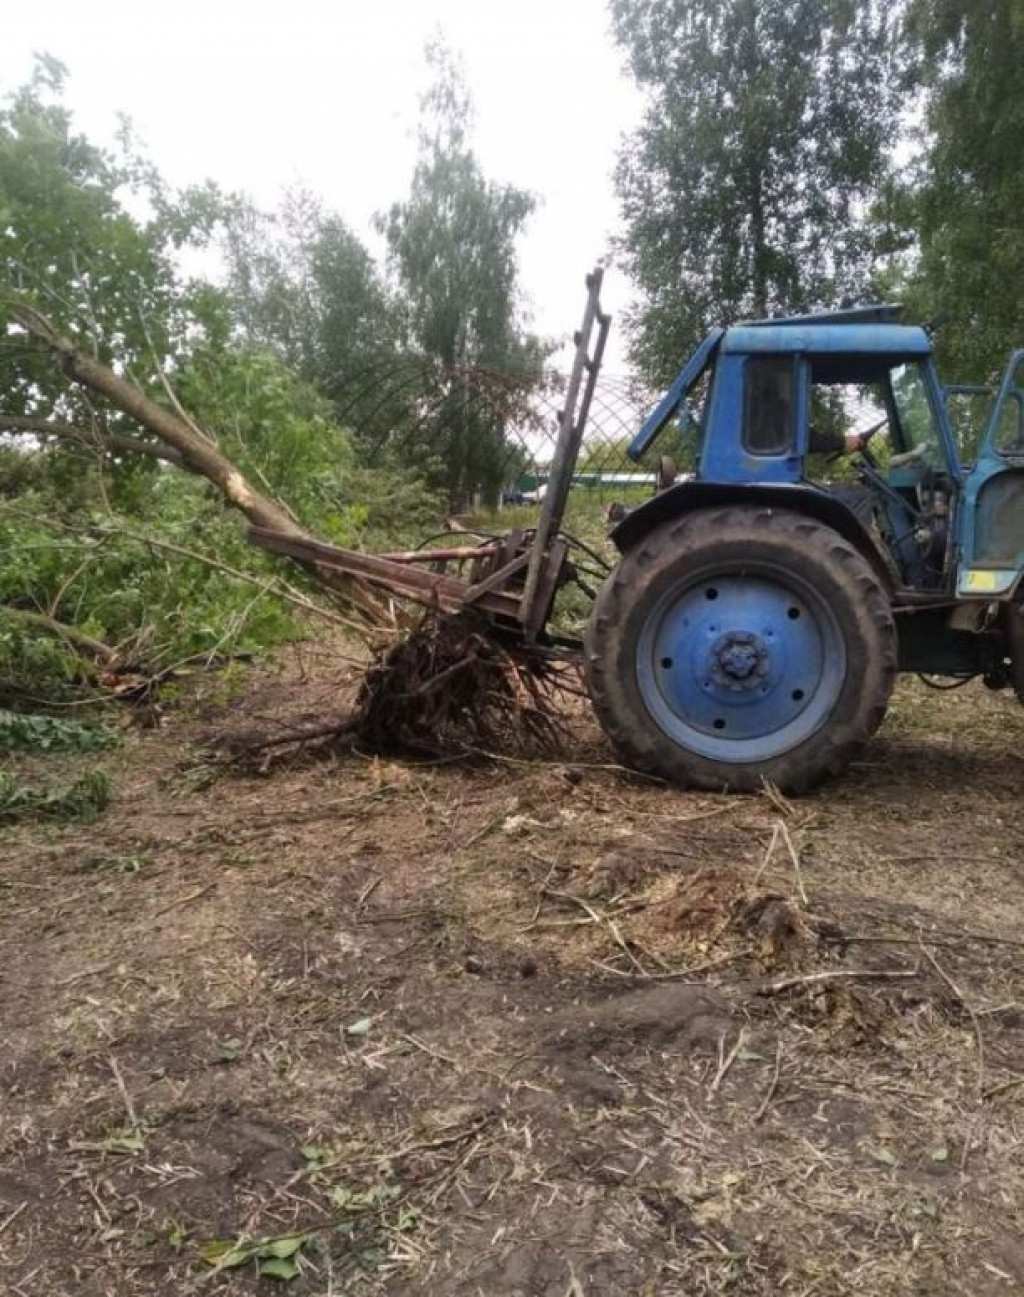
2 641 1024 1296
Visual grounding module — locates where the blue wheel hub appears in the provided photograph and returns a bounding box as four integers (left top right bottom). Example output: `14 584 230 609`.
636 567 846 763
711 632 769 690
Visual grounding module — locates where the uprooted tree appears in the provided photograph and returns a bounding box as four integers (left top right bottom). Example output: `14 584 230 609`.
0 57 571 758
1 285 405 687
0 58 408 696
0 54 541 707
6 301 385 612
4 299 573 758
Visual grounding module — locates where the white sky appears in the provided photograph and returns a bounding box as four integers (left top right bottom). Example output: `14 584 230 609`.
0 0 644 369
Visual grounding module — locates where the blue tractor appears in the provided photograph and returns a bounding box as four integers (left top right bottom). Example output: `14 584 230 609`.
585 305 1024 792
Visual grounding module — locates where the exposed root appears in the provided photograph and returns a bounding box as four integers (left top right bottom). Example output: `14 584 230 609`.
353 610 573 759
216 610 579 770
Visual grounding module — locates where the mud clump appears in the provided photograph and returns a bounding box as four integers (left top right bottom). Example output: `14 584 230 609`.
582 848 671 898
545 983 732 1053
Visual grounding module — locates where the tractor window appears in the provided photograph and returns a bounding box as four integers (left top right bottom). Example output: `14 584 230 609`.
744 357 794 454
945 386 994 465
890 362 944 469
804 376 892 485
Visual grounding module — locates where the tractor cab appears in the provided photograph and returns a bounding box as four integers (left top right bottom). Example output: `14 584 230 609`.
586 305 1024 793
624 306 1024 607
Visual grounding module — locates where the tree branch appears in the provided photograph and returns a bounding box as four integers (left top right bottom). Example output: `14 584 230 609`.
1 606 117 665
0 414 182 466
10 303 303 534
93 523 377 650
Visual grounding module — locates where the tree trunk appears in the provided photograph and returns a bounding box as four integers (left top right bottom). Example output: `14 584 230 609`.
749 169 768 318
11 305 304 538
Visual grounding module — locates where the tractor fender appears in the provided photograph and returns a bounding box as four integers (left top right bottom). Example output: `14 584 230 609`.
610 480 896 590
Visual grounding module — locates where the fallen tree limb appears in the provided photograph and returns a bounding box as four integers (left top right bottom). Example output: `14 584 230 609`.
89 523 377 646
1 606 117 665
0 414 182 465
755 967 919 996
7 301 391 623
10 303 303 534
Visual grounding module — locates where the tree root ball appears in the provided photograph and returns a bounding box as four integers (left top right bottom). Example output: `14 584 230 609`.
353 610 572 759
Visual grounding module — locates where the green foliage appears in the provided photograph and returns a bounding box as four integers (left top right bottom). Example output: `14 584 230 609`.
0 64 448 699
0 606 85 698
612 0 902 383
0 56 227 424
882 0 1024 380
381 42 546 508
200 1231 309 1279
0 492 295 690
0 63 291 696
0 710 118 753
0 767 110 824
173 344 443 547
222 187 401 406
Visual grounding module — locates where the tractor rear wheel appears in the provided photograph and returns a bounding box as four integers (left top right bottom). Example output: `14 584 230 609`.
584 506 897 793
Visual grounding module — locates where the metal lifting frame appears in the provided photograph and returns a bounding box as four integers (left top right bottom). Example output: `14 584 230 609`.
519 268 611 639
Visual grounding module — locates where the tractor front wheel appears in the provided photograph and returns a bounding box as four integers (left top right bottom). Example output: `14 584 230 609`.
585 506 896 793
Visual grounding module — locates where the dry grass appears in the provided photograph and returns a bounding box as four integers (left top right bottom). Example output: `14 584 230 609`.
1 645 1024 1295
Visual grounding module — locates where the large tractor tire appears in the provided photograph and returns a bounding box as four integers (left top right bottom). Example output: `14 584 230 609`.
585 506 897 793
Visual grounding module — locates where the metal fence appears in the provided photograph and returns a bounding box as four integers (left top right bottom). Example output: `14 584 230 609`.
333 358 660 508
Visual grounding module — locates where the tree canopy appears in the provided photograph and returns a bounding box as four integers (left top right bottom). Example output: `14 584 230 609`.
885 0 1024 380
222 187 401 403
612 0 901 383
381 43 545 507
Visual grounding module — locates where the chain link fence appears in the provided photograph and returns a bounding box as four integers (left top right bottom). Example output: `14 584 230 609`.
335 359 662 513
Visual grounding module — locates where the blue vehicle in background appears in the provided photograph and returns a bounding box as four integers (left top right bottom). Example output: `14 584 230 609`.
584 305 1024 792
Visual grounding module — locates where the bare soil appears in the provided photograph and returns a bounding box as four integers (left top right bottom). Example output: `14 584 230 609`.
2 641 1024 1296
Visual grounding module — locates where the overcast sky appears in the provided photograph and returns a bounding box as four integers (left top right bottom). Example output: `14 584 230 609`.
1 0 645 369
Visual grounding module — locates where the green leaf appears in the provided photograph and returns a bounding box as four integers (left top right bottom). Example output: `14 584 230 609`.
102 1131 144 1154
930 1144 949 1162
345 1016 374 1037
358 1244 386 1271
868 1147 898 1167
261 1235 306 1259
300 1143 332 1166
259 1256 298 1280
199 1239 250 1269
